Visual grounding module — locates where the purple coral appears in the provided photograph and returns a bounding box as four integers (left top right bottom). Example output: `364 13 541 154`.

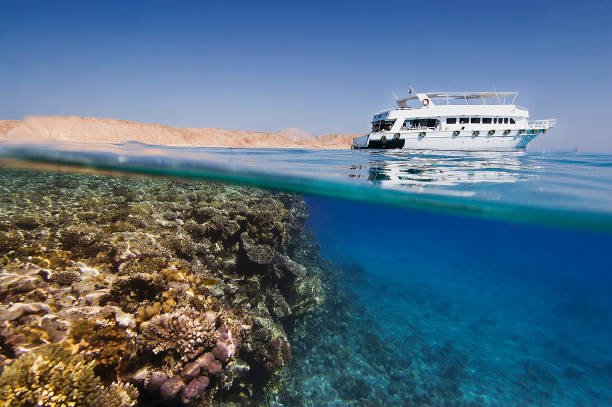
180 361 200 380
180 376 209 404
197 352 222 375
146 371 167 392
212 325 237 363
159 375 184 401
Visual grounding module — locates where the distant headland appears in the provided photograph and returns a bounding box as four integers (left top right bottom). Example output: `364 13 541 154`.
0 116 357 149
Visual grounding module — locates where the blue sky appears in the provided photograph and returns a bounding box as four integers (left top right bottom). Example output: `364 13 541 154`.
1 0 611 151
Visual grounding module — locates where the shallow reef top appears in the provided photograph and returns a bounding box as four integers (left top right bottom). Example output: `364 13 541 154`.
0 168 326 407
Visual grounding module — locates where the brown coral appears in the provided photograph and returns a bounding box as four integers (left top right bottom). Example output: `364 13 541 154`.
50 269 81 286
107 274 167 313
93 381 139 407
0 230 24 253
0 344 102 407
138 307 217 364
81 325 136 376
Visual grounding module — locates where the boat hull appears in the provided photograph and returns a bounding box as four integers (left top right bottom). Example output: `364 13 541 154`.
352 130 541 151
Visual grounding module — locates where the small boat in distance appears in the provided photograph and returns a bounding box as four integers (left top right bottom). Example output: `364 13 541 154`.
352 89 555 151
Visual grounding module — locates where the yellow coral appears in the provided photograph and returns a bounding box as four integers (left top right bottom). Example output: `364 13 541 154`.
136 303 161 322
203 278 218 286
92 381 138 407
0 344 101 407
15 326 50 347
70 319 96 343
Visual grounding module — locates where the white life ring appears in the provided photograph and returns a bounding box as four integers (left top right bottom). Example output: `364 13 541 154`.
422 98 430 107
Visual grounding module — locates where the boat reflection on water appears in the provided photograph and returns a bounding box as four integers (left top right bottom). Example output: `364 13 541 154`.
5 141 609 221
364 150 533 191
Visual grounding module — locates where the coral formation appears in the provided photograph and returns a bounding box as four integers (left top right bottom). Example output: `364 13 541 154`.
138 307 217 364
93 381 139 407
0 344 101 406
0 230 24 253
0 168 327 406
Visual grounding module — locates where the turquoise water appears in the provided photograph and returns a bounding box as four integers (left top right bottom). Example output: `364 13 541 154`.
0 142 611 406
2 142 612 230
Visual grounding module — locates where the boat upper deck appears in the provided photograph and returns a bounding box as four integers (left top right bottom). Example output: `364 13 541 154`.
396 91 518 108
367 91 530 122
373 104 529 122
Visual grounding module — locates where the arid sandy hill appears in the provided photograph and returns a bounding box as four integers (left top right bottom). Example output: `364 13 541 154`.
0 116 358 149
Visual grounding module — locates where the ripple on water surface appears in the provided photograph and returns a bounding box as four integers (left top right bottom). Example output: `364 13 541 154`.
1 142 612 231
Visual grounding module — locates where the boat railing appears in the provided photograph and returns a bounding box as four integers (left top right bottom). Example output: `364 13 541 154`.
401 125 437 131
528 119 556 129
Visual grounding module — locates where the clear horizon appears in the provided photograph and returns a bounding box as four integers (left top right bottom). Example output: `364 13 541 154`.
1 0 611 152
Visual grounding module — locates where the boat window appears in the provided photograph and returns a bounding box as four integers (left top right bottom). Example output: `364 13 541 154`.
493 118 497 124
504 118 509 124
471 118 481 124
499 118 503 123
483 118 492 124
510 118 516 124
459 117 469 124
446 118 457 124
372 119 396 132
402 119 439 129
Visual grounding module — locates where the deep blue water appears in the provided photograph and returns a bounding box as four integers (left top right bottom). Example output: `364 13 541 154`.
299 196 612 405
1 142 611 405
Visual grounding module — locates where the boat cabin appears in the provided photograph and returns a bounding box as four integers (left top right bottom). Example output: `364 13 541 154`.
370 92 530 134
353 89 556 150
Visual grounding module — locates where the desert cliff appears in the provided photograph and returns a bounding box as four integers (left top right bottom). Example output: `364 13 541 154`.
0 116 357 149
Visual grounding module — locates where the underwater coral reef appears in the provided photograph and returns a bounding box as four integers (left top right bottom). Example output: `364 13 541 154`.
5 167 610 407
0 168 326 406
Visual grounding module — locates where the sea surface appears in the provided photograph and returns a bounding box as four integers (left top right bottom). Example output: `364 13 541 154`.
0 142 611 407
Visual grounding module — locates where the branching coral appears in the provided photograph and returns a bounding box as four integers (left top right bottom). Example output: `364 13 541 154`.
117 256 167 276
50 269 81 286
0 326 138 406
0 230 24 253
0 344 101 407
162 232 198 259
246 199 291 247
138 307 217 363
59 224 105 254
93 381 139 407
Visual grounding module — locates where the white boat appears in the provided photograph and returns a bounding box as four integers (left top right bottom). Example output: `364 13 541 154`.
352 89 555 151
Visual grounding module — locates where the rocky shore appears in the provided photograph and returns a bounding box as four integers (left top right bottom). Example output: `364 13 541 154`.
0 168 330 406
